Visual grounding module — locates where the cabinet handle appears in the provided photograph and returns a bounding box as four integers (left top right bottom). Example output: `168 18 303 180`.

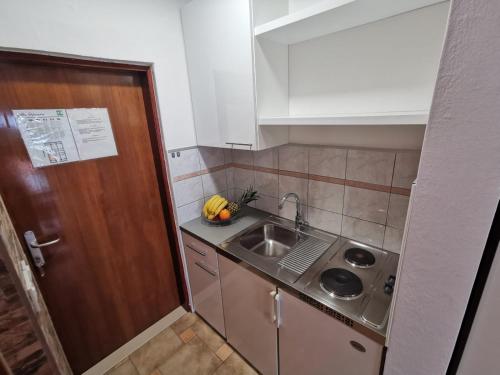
187 244 207 257
225 142 252 149
195 261 217 277
270 290 280 327
350 341 366 353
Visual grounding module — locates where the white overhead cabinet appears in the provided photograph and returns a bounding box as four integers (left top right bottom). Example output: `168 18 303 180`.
182 0 450 147
182 0 287 150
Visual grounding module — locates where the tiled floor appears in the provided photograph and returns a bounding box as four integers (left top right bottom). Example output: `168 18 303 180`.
105 313 258 375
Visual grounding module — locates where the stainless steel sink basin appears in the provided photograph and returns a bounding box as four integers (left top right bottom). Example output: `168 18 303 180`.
239 223 299 258
220 216 339 284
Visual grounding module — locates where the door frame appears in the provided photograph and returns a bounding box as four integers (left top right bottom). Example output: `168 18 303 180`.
0 50 189 308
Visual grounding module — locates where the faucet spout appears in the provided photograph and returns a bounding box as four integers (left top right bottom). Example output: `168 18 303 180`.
279 192 308 230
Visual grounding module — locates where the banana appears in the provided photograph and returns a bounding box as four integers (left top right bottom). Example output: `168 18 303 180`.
203 195 229 220
207 195 221 213
203 196 218 218
213 199 228 216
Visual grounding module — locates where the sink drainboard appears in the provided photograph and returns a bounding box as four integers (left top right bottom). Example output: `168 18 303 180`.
278 237 332 276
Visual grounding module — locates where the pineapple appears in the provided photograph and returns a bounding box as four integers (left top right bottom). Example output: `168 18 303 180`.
228 186 259 215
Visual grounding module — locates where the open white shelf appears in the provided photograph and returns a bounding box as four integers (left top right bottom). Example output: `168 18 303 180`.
258 111 429 126
254 0 447 44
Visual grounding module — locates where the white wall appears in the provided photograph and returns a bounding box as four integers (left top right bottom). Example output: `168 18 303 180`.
0 0 196 150
289 2 449 116
385 0 500 374
289 125 425 150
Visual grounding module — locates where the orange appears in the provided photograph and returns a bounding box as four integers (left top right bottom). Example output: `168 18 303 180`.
219 209 231 221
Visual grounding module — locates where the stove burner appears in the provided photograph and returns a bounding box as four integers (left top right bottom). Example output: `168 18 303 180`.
320 268 363 299
344 248 376 268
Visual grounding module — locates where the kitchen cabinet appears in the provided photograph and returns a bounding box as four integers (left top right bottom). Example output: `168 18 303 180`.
181 0 288 150
219 254 278 375
278 288 383 375
182 0 450 136
182 233 225 336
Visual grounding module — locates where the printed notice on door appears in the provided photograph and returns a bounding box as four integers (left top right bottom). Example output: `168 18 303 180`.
14 108 118 168
66 108 118 160
14 109 80 167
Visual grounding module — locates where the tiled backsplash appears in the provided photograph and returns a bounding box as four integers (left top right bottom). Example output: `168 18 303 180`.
168 145 420 253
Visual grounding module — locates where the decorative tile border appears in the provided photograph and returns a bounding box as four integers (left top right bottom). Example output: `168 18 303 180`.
173 163 410 196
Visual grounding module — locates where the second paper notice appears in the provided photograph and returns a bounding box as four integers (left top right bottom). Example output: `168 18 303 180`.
66 108 118 160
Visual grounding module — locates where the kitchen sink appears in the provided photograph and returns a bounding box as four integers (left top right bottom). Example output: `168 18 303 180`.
239 223 300 258
221 216 339 284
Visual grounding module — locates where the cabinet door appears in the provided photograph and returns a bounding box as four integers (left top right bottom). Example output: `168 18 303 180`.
184 237 225 336
219 255 278 375
182 0 257 149
279 289 383 375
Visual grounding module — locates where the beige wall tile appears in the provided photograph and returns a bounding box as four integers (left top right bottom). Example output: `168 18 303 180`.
343 186 389 224
383 227 404 253
387 194 410 229
308 207 342 234
392 151 421 188
279 201 307 222
308 146 347 179
308 180 344 214
279 175 308 204
232 149 253 165
168 148 200 178
254 148 278 169
177 199 204 224
255 195 278 215
278 145 308 173
199 147 225 170
233 168 255 190
254 171 279 198
346 149 395 185
202 170 228 197
226 168 234 189
173 176 203 207
341 216 385 247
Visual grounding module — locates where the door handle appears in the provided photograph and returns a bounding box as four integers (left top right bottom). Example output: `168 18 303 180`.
23 230 60 277
30 237 61 248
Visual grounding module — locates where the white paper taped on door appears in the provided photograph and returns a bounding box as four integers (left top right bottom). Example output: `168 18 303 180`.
13 108 118 168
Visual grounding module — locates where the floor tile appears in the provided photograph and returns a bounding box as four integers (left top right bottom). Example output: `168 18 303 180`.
191 319 226 353
130 328 183 375
215 344 233 362
158 336 221 375
170 313 199 335
105 358 139 375
213 352 258 375
179 328 196 343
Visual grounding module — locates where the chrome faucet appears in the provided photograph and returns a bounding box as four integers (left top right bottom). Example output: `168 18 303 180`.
278 192 308 230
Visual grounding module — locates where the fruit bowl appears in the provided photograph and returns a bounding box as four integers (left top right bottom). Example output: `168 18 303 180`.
201 210 242 226
201 187 259 227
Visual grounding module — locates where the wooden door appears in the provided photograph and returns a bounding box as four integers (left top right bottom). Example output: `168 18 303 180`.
0 55 181 373
219 255 277 375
